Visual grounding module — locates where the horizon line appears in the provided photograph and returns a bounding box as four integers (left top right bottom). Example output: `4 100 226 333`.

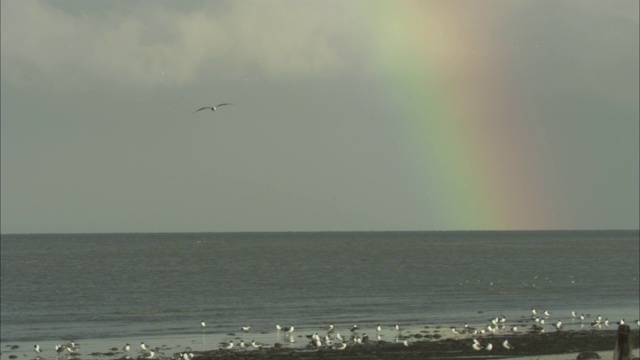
2 228 638 236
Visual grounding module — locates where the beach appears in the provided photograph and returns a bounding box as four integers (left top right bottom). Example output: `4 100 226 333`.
3 328 637 360
188 329 638 360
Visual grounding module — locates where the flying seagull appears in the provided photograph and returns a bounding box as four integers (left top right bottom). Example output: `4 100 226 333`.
194 103 234 113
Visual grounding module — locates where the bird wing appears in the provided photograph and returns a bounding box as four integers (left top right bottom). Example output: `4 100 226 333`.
194 107 214 113
215 103 234 107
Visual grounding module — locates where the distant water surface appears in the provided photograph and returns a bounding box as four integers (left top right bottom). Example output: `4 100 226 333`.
1 231 638 347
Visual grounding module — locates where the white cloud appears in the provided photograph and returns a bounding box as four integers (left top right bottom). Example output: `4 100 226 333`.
1 1 359 88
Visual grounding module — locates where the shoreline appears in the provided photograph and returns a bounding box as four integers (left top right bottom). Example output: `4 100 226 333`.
3 329 638 360
190 329 639 359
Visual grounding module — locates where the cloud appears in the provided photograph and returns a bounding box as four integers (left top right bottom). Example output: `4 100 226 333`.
1 1 360 88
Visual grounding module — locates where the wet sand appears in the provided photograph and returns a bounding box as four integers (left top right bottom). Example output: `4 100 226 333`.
190 329 638 360
3 329 637 360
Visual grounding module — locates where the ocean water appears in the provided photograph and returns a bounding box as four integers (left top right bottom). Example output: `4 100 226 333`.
1 231 639 355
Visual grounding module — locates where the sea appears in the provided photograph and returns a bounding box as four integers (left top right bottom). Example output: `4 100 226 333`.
1 231 639 357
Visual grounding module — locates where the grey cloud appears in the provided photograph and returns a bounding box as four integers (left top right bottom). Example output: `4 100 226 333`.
1 1 360 88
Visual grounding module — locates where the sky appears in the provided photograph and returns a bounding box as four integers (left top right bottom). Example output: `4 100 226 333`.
1 0 638 234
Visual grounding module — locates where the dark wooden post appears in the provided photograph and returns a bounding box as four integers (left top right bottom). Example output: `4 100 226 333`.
614 324 631 360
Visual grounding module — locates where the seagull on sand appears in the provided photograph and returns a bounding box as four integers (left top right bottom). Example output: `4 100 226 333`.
193 104 234 113
34 345 42 355
55 345 65 356
334 342 347 350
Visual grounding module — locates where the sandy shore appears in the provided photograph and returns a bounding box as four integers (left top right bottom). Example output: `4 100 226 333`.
190 329 638 360
2 329 637 360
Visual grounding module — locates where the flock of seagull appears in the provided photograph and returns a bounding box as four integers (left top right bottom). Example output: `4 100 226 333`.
214 322 415 352
28 310 638 358
33 341 81 358
449 308 636 352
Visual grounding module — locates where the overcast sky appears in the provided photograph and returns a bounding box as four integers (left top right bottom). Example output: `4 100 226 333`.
1 0 638 234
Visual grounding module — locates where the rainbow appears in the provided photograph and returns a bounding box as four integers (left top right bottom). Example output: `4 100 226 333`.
365 2 558 230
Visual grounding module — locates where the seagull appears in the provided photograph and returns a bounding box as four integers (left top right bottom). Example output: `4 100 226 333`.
472 341 482 351
350 325 359 332
65 341 78 352
485 343 493 351
193 104 234 113
276 324 282 331
284 326 295 334
222 341 234 350
250 340 263 349
55 345 65 356
241 325 251 333
140 342 148 351
376 324 382 333
34 345 42 354
123 344 130 352
502 339 514 350
145 351 155 359
324 335 333 346
201 320 206 329
334 342 347 350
